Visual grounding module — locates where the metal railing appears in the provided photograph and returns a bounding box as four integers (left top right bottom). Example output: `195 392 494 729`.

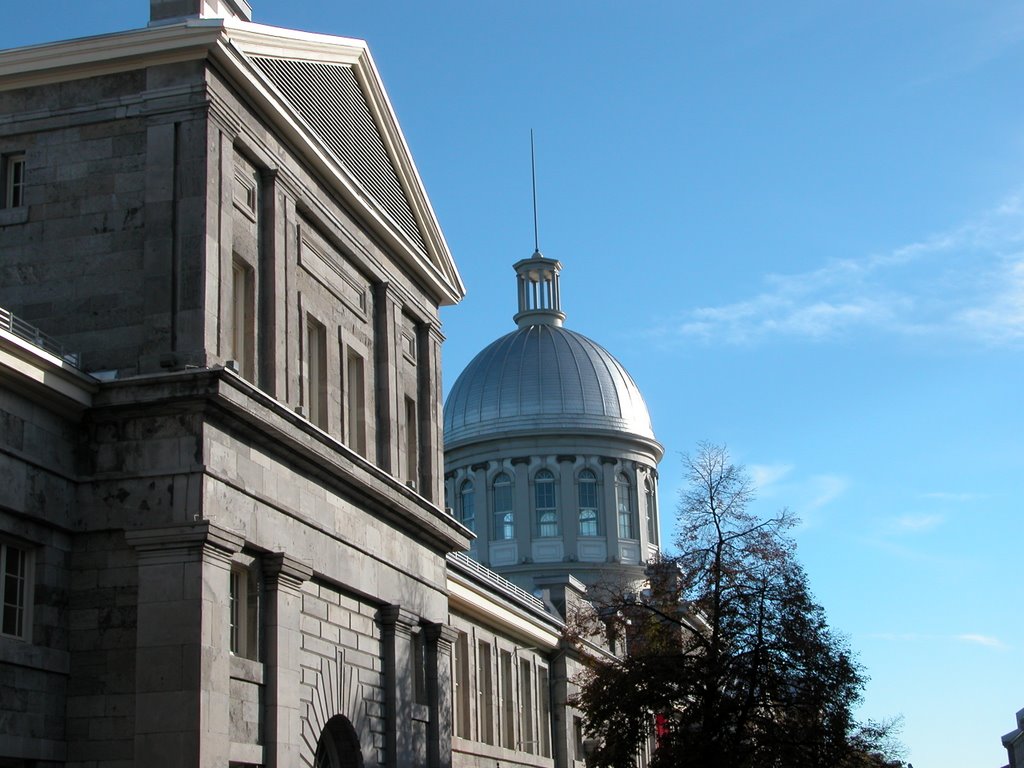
0 306 80 367
446 550 549 614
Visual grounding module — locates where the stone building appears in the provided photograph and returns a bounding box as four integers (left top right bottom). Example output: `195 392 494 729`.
0 1 665 766
443 253 664 591
0 1 606 767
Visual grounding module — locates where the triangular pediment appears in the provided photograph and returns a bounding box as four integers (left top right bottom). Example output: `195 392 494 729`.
249 56 426 251
224 23 465 304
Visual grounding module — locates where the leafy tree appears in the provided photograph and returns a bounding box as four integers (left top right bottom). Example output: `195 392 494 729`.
568 443 902 768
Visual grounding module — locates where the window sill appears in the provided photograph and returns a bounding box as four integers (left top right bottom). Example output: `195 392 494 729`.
0 206 28 226
230 653 265 684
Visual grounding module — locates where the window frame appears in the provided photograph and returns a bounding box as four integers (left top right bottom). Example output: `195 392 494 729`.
345 347 367 457
305 315 328 429
459 479 476 533
491 472 514 541
577 468 600 537
229 563 261 661
616 472 635 540
0 540 33 641
534 469 558 538
645 476 659 544
3 153 26 209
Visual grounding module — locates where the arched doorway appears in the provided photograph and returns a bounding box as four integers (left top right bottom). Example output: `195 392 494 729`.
314 714 363 768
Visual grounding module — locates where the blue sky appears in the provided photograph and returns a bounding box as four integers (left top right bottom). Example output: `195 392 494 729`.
5 2 1023 766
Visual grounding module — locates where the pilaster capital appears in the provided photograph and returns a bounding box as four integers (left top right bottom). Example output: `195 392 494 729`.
422 622 459 652
262 551 313 590
124 520 243 566
424 322 445 345
378 604 419 634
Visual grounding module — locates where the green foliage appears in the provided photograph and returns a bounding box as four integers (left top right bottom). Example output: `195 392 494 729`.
570 443 903 768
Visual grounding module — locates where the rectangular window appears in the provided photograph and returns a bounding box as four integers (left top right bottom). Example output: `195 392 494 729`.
616 475 635 540
454 631 471 738
404 396 418 487
477 641 494 745
519 658 534 753
306 316 327 429
412 629 428 705
492 474 514 541
574 716 585 761
229 565 260 660
3 153 26 209
538 666 551 757
500 649 515 748
346 349 367 456
230 258 255 380
646 481 659 544
1 542 31 639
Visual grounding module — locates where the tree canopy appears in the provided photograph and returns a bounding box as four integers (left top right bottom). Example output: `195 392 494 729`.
568 443 902 768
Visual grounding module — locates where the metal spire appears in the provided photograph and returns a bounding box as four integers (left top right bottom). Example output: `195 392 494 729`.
531 129 541 255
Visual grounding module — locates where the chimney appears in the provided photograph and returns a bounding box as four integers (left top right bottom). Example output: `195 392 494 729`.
149 0 252 24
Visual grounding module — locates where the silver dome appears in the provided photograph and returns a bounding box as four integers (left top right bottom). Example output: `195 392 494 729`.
444 324 657 448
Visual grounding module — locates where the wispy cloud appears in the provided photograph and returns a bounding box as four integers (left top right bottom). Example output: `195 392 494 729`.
957 633 1007 649
888 513 945 533
749 463 793 493
655 191 1024 346
920 491 984 503
869 632 1009 650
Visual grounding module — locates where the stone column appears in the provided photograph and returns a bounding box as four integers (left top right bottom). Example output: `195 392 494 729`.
126 521 242 768
512 457 532 562
417 323 445 504
258 167 281 396
471 462 490 556
262 552 313 768
424 623 458 768
558 455 577 560
600 457 619 559
379 605 420 767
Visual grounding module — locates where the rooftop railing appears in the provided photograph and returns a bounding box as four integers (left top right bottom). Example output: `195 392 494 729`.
0 306 80 367
446 550 550 615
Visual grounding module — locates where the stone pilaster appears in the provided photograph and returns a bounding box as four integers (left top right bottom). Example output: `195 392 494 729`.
470 462 490 554
512 457 532 561
373 283 399 474
125 520 243 768
378 605 420 767
424 623 458 768
600 456 619 558
262 552 313 768
558 455 577 560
